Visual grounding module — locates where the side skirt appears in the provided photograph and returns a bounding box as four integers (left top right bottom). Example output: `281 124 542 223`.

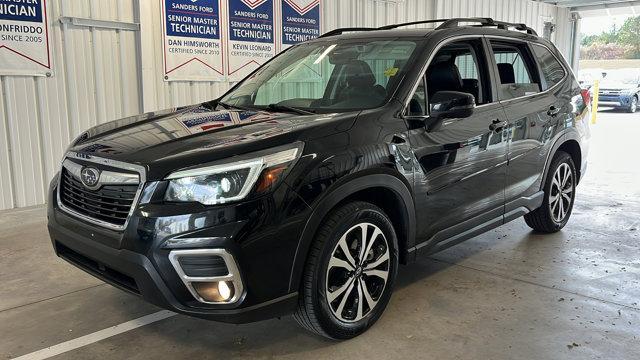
408 191 544 257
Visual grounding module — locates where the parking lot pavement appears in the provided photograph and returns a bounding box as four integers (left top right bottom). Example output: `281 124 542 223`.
1 109 639 360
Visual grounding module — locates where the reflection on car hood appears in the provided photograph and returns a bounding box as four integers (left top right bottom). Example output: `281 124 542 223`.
69 104 356 179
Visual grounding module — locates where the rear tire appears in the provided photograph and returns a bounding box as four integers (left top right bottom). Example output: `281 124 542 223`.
293 201 398 340
524 151 577 233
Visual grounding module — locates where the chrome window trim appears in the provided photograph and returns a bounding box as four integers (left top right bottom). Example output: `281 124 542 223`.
168 248 244 305
57 152 146 231
403 34 571 113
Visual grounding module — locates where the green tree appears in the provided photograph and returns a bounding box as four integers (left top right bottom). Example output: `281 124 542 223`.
580 17 640 59
617 17 640 58
602 25 620 43
581 25 620 46
581 34 599 46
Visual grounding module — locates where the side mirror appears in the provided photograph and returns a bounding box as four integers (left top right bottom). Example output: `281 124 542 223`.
430 91 476 120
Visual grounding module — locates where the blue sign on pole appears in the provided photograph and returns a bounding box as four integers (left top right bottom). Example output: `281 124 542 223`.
162 0 224 81
228 0 274 43
0 0 43 22
0 0 51 76
164 0 220 39
226 0 275 81
281 0 320 47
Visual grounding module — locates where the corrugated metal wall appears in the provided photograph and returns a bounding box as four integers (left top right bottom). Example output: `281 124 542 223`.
0 0 573 210
0 0 140 210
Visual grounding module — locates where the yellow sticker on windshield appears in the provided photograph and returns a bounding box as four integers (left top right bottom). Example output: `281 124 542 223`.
384 67 399 77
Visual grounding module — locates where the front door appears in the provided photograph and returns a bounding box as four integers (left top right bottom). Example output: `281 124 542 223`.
406 38 508 253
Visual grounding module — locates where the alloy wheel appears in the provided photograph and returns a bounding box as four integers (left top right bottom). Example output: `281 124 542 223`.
325 222 390 323
549 163 573 223
631 97 638 113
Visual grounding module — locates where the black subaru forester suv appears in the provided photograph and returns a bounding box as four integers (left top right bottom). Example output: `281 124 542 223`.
48 18 590 339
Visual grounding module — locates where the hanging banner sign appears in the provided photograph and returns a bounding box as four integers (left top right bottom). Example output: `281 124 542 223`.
0 0 51 76
226 0 275 82
162 0 224 81
281 0 320 50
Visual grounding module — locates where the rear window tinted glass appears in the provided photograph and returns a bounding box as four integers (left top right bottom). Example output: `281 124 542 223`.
491 42 541 100
532 44 566 90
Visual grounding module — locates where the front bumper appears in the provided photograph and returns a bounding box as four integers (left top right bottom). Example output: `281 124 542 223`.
598 101 623 107
598 94 633 108
47 175 309 323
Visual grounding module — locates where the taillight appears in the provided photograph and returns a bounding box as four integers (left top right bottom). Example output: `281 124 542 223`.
581 89 591 106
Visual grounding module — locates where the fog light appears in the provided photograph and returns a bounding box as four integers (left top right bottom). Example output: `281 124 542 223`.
218 280 231 300
192 281 235 303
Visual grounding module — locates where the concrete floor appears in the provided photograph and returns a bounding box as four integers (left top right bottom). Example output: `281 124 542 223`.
1 109 639 359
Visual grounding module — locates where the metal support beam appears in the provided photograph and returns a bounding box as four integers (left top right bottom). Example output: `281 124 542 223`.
59 17 140 31
569 12 582 71
569 0 640 12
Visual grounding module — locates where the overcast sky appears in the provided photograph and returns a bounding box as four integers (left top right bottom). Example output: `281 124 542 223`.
581 15 631 36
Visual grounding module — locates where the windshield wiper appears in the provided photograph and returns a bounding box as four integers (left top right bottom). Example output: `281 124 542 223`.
267 104 316 115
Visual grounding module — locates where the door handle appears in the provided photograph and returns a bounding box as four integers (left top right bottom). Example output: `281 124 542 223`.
390 134 407 144
489 119 508 133
547 105 561 117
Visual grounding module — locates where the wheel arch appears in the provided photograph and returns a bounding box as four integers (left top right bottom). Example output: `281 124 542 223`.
542 135 583 188
556 140 582 181
287 173 416 293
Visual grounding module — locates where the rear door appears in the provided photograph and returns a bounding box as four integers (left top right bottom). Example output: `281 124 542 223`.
406 37 508 252
487 39 564 215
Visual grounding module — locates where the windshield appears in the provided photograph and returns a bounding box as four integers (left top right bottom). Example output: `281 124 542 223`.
220 39 420 113
602 70 640 85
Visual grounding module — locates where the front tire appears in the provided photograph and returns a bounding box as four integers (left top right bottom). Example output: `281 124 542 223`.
524 151 577 233
628 96 638 113
293 201 398 339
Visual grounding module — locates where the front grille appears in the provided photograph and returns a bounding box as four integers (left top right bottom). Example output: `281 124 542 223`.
56 241 140 295
60 167 138 227
599 90 621 96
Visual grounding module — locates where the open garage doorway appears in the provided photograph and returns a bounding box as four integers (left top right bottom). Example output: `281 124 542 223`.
539 0 640 224
571 3 640 273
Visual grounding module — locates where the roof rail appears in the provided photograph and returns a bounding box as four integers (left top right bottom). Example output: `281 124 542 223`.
501 21 538 36
319 27 378 38
377 19 451 30
437 17 537 35
319 17 538 38
436 17 495 29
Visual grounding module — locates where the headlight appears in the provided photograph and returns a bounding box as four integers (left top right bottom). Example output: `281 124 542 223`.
164 144 302 205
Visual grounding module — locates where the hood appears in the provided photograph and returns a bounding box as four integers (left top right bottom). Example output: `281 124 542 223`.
69 104 357 180
599 81 639 91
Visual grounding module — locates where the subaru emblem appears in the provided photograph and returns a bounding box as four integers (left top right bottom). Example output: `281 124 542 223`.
80 167 101 189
